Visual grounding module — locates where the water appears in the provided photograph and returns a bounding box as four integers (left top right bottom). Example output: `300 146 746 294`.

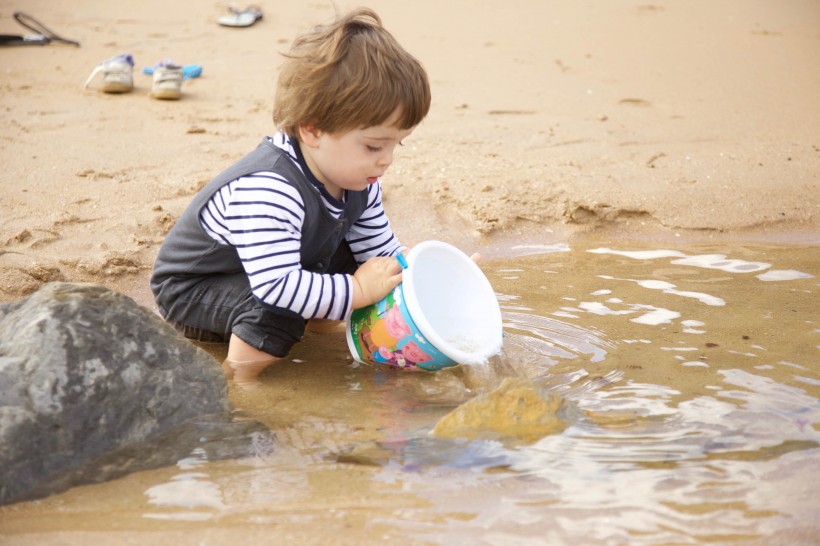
1 240 818 545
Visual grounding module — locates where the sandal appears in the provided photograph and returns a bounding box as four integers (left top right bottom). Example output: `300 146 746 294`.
0 11 80 47
217 5 263 28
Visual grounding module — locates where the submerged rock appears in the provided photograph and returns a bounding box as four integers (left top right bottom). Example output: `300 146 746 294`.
0 282 258 506
431 377 577 443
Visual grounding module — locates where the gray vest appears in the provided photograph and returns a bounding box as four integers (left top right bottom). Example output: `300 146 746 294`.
151 138 368 286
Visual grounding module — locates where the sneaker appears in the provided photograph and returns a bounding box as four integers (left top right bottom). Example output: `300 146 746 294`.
150 60 183 100
84 53 134 93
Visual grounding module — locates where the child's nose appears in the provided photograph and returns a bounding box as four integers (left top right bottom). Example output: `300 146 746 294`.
377 149 394 167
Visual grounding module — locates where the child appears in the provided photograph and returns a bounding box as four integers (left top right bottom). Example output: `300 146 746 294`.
150 8 430 383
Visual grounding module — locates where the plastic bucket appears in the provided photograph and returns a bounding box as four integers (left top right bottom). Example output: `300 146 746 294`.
346 241 503 371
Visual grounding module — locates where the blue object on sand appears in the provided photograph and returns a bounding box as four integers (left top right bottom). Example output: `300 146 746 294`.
142 63 202 80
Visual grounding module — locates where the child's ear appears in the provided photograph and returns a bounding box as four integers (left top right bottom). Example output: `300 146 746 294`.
298 124 322 148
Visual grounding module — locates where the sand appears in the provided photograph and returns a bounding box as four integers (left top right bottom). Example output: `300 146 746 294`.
1 0 818 304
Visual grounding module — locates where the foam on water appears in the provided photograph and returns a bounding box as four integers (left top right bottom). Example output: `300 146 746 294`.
445 334 497 366
590 247 813 284
757 269 815 281
576 301 682 325
587 248 686 260
681 319 706 334
510 243 571 256
588 247 789 274
599 275 725 306
671 254 771 273
630 305 681 325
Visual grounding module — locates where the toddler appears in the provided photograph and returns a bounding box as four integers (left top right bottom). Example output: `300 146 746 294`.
151 8 430 383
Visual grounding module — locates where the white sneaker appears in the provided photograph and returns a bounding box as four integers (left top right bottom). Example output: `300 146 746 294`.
150 61 183 100
84 54 134 93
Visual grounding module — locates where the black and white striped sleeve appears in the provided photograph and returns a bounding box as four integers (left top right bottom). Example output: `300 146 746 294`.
200 173 354 320
346 182 404 263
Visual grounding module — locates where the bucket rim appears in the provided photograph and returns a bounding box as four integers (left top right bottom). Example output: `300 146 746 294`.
402 241 503 365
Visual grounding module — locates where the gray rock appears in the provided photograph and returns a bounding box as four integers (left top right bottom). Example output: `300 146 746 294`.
0 282 257 505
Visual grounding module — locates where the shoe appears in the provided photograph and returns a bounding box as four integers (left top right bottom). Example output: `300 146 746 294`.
150 60 183 100
83 53 134 93
217 5 263 27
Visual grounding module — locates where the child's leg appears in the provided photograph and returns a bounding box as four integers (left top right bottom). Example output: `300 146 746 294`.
154 272 301 384
223 333 281 383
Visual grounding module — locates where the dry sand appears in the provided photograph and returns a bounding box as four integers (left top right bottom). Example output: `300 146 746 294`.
1 0 818 305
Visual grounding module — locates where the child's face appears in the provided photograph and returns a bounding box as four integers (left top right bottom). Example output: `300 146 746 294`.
299 113 414 199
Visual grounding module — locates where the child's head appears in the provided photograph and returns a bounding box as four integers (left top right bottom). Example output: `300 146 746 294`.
273 8 431 139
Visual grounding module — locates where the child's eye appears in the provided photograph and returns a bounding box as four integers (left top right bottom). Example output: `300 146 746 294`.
366 145 382 152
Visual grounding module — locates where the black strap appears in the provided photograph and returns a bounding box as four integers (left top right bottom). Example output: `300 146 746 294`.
1 12 80 47
0 34 51 46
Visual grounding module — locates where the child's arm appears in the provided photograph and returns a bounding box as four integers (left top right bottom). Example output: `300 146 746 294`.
205 177 406 318
346 183 404 262
202 174 354 320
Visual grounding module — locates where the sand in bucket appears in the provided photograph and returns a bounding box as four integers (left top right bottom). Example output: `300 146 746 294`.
346 241 503 371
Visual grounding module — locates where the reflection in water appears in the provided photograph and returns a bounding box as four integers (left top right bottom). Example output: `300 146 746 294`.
0 242 817 545
143 448 227 521
503 311 611 365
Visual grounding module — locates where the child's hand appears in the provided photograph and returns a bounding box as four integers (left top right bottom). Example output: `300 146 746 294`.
351 255 403 309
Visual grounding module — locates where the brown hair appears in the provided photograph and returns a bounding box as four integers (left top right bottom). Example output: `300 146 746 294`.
273 8 431 138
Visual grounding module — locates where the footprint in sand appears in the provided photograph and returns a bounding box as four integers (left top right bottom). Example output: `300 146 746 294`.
3 228 61 249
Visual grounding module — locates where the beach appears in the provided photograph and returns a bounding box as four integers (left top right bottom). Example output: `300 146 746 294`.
1 3 820 543
1 0 818 304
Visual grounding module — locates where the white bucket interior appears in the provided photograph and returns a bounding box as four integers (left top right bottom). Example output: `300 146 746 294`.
403 241 503 365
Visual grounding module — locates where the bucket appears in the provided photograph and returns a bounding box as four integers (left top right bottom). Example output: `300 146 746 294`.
346 241 503 371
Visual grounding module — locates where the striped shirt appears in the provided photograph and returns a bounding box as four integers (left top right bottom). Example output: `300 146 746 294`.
198 133 403 321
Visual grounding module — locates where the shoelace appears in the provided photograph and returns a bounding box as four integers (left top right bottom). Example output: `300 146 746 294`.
13 11 80 46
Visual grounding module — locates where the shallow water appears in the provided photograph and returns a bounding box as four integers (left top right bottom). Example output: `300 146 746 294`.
1 240 818 545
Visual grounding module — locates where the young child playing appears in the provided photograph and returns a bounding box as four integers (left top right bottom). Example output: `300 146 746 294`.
150 8 430 383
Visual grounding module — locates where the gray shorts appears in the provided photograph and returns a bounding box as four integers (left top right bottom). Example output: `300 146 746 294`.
152 242 357 357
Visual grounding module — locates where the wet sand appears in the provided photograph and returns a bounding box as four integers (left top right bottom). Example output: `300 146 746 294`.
1 0 819 304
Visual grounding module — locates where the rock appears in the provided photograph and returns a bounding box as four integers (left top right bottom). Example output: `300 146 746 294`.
0 282 240 505
431 377 576 443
